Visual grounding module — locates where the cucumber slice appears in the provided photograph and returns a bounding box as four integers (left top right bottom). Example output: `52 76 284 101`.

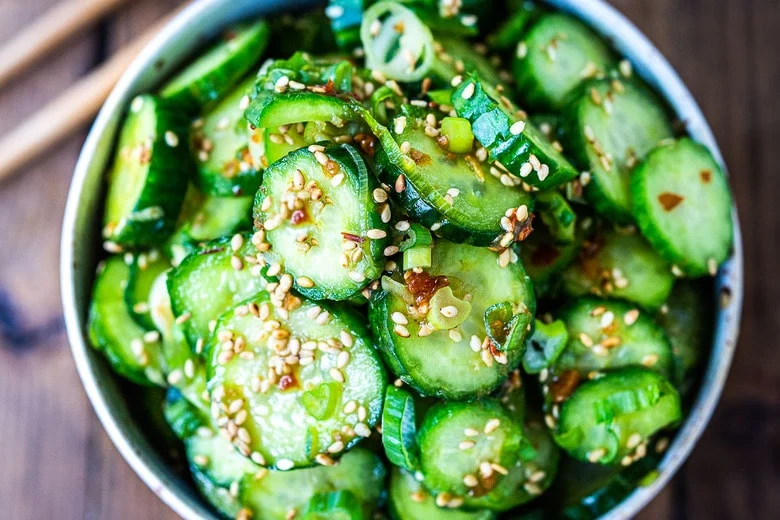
431 36 506 89
536 190 577 244
388 467 495 520
102 95 191 248
265 123 308 164
192 77 262 197
561 227 674 310
245 91 353 131
125 250 170 330
360 2 435 82
487 2 542 51
163 388 208 440
554 297 674 381
512 13 614 111
453 76 578 189
191 467 243 520
554 368 681 465
465 413 560 511
328 0 367 51
186 425 259 488
417 399 526 510
87 256 165 386
167 233 271 350
303 490 365 520
161 21 270 109
657 280 713 397
369 239 535 400
254 143 389 301
630 138 734 277
238 448 386 520
377 114 533 246
206 293 386 469
382 386 420 471
561 78 674 222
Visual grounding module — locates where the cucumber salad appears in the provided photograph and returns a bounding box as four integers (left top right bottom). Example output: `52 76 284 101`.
87 1 734 519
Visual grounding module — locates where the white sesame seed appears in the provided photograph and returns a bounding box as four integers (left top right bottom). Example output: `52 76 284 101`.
276 459 294 471
230 234 244 252
619 59 633 78
297 276 315 288
517 42 528 59
537 164 550 181
440 306 459 318
470 335 482 352
329 368 345 382
600 311 615 329
579 333 594 347
391 312 408 325
367 229 387 240
463 428 479 437
354 423 371 437
510 121 526 136
627 432 642 449
463 474 479 487
587 448 606 463
394 324 411 338
624 309 640 325
708 258 718 276
458 440 475 450
642 353 659 367
461 82 476 99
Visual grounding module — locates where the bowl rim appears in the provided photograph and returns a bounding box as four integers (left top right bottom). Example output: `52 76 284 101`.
60 1 744 519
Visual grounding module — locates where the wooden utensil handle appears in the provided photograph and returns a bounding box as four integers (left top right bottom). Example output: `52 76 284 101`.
0 0 131 89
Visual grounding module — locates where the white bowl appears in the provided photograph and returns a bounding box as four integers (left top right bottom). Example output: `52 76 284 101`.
60 1 743 518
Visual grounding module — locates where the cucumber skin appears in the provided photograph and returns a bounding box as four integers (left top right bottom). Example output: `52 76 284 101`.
630 138 734 277
104 96 193 248
125 253 171 331
161 21 270 111
253 143 389 301
453 76 579 190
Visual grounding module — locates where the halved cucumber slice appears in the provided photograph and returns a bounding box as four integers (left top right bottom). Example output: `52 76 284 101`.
630 138 734 277
164 388 208 440
245 91 354 131
378 114 533 246
125 250 170 330
561 227 674 310
206 293 386 469
382 386 420 471
465 412 560 511
191 467 243 520
554 368 681 465
512 13 614 111
417 399 526 509
238 448 386 520
453 75 578 189
657 280 713 398
161 20 270 109
388 467 495 520
167 233 271 350
254 143 389 301
369 239 535 400
192 77 262 197
102 95 191 248
562 78 674 222
553 297 674 381
87 256 165 386
536 189 577 244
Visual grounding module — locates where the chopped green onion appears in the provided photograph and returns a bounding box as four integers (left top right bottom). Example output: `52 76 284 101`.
440 116 474 153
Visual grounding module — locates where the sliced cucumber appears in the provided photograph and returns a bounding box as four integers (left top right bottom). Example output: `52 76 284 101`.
186 425 259 488
192 77 262 197
536 190 577 244
88 256 165 386
238 448 386 520
554 297 674 381
125 250 170 330
102 95 191 248
167 233 270 349
554 368 681 465
513 13 614 111
431 36 506 88
265 123 308 164
191 467 243 520
453 76 578 189
206 293 386 469
488 2 542 51
369 239 535 400
245 91 353 131
303 490 366 520
382 386 420 471
562 78 674 222
417 399 526 510
163 388 208 440
377 114 533 246
631 138 734 277
523 319 568 375
388 467 495 520
561 227 674 310
161 21 270 109
254 143 389 301
518 216 586 298
657 280 713 397
466 412 560 511
328 0 366 50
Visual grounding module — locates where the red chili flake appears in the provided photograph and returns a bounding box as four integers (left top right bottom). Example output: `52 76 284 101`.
658 192 685 211
290 209 308 225
515 214 534 242
421 77 432 94
550 370 582 403
324 159 341 177
341 232 364 243
200 247 226 256
409 148 432 166
404 270 449 306
531 243 561 267
700 169 712 183
278 374 297 391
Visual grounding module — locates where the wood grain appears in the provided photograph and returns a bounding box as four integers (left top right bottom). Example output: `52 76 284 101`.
0 0 777 519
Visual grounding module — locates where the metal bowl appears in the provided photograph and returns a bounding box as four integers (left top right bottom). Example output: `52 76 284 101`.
60 0 744 518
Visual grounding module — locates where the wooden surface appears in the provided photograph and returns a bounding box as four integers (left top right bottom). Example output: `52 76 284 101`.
0 0 776 518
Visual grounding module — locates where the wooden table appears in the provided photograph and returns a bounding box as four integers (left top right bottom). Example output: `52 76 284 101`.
0 0 776 518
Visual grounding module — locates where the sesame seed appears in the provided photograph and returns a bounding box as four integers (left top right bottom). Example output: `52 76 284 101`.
517 42 528 59
394 324 411 338
538 164 550 181
461 82 476 99
624 309 640 325
619 59 633 78
479 462 494 478
297 276 315 288
600 311 615 328
524 482 543 495
367 229 387 240
448 329 463 342
587 448 606 463
627 432 642 449
395 174 406 193
175 312 191 325
395 220 411 232
231 255 244 271
458 440 475 450
484 418 501 434
656 437 670 453
529 470 547 483
440 305 459 318
510 121 526 135
463 474 479 487
329 368 345 382
354 423 371 437
373 188 388 204
348 271 366 283
579 333 593 347
708 258 718 276
491 463 509 475
276 459 294 471
391 312 408 325
164 130 179 147
337 351 350 369
642 353 659 367
469 335 482 352
463 428 479 437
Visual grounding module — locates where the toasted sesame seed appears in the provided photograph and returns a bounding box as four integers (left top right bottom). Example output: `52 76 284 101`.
656 437 670 453
627 432 642 449
440 305 459 318
343 401 358 414
587 448 606 463
623 309 640 325
538 164 550 181
354 422 371 437
461 82 476 99
491 463 509 475
394 324 411 338
479 461 494 478
484 418 501 434
348 271 366 283
707 258 718 276
297 276 315 288
391 312 408 325
579 333 594 347
619 59 633 78
600 311 615 328
463 428 479 437
524 482 543 495
276 459 294 471
329 368 345 383
175 312 191 325
231 255 244 271
469 335 482 352
463 474 479 487
395 174 406 193
337 351 350 369
458 440 475 450
642 353 659 367
529 470 547 483
510 120 526 135
516 42 528 59
367 229 387 240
